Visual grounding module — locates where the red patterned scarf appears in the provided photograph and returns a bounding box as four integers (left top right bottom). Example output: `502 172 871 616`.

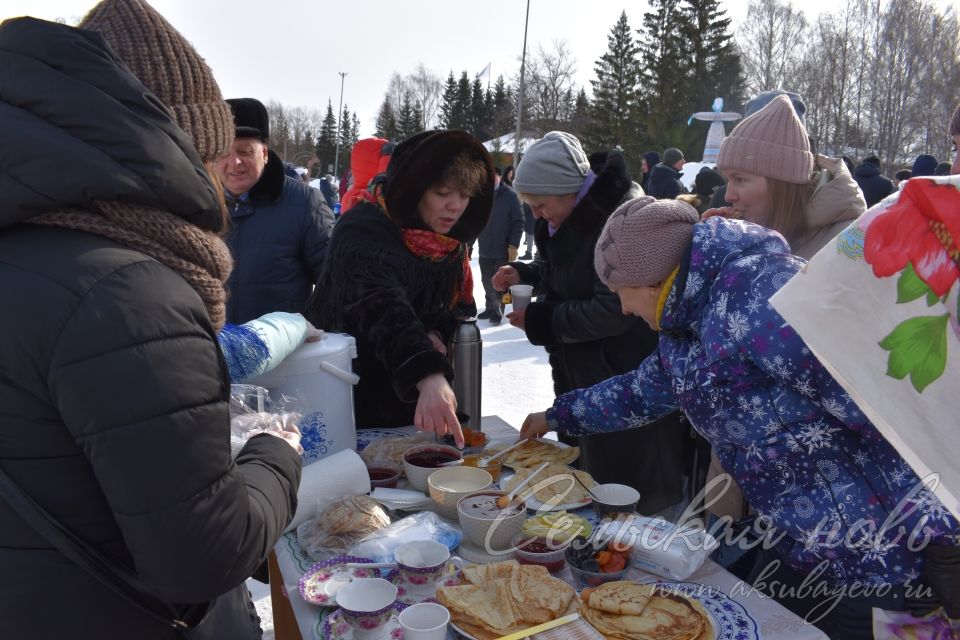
371 193 473 306
401 228 474 307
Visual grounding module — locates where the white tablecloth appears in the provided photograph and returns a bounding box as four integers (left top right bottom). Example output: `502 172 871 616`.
274 416 826 640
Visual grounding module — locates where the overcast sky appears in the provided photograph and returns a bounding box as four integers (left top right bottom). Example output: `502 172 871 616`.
5 0 960 135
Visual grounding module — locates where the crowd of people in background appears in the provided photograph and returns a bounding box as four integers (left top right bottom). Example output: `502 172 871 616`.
2 0 960 639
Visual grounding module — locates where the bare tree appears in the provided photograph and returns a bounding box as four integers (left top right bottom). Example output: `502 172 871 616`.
407 64 443 129
868 0 935 165
385 73 407 117
736 0 808 95
524 39 578 133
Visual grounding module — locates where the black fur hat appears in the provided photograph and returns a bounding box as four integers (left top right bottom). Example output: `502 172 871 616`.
384 130 495 243
226 97 269 141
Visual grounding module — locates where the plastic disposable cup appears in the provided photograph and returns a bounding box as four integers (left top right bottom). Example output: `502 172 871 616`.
398 602 451 640
509 284 534 312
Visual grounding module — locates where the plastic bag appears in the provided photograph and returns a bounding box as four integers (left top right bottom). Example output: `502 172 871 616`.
297 494 391 561
229 384 303 459
594 514 717 581
348 512 462 563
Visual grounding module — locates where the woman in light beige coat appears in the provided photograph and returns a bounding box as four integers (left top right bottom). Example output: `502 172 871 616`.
703 95 866 521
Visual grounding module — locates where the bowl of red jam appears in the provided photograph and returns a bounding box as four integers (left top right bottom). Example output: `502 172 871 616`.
512 533 569 572
402 444 462 492
365 461 401 488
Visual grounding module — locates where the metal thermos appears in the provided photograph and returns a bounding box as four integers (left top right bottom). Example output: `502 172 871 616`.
450 318 482 430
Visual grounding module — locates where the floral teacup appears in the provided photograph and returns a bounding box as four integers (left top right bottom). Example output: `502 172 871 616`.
395 540 463 594
335 578 398 640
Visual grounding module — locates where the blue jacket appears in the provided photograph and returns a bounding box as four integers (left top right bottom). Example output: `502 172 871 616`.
547 217 958 587
225 151 334 324
853 162 894 207
477 181 524 259
646 163 684 199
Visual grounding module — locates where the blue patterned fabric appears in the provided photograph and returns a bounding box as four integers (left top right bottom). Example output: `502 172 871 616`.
219 322 271 383
218 311 311 383
547 216 959 587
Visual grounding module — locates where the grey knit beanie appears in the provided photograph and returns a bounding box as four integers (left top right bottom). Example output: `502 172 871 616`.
594 196 700 290
717 94 813 185
513 131 589 195
663 148 684 166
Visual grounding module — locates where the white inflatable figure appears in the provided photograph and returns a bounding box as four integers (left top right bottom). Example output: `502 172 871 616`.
688 97 741 163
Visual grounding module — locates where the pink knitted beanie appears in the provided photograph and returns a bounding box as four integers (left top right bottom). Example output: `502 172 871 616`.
594 196 700 290
717 94 813 185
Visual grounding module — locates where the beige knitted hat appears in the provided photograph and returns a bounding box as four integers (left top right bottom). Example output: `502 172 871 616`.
80 0 233 162
717 94 813 185
594 196 700 290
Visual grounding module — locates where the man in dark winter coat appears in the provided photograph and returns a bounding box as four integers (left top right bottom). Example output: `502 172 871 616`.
493 132 687 515
477 171 524 323
646 147 685 199
0 7 301 639
215 98 335 324
853 155 894 207
319 174 339 209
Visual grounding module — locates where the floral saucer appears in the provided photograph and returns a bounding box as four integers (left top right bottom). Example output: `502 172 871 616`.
299 556 383 607
383 566 462 605
322 602 405 640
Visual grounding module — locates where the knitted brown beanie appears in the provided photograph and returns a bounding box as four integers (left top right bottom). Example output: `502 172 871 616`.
950 103 960 136
80 0 233 162
717 94 813 185
594 196 699 290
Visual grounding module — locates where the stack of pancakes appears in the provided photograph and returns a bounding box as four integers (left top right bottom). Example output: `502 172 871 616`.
579 581 712 640
436 560 576 639
488 439 580 467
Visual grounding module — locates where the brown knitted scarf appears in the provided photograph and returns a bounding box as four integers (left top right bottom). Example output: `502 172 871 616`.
31 202 233 330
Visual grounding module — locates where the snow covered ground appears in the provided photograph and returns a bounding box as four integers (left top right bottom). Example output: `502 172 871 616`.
249 246 559 638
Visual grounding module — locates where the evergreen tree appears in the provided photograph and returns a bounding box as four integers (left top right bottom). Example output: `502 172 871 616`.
439 71 458 129
412 103 425 133
375 96 399 140
397 91 418 139
336 104 355 177
469 77 491 139
638 0 691 149
588 11 644 160
491 75 515 135
681 0 747 156
315 99 338 175
570 89 592 144
453 71 472 130
350 113 360 147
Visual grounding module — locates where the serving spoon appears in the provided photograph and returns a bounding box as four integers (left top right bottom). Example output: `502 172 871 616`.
496 461 550 508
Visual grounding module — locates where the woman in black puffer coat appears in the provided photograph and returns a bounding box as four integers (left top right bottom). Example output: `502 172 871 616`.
493 132 686 515
0 8 300 639
305 131 495 439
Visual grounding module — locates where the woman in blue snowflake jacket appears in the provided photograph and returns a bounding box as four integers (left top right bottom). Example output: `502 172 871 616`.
520 196 960 637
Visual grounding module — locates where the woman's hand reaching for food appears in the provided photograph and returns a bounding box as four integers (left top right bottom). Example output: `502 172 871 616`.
415 373 464 447
520 411 550 440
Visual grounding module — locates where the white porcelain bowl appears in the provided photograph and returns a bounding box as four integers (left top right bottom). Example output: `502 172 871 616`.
402 444 462 493
428 466 492 520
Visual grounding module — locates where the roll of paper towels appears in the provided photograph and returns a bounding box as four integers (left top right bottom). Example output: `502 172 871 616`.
285 448 371 532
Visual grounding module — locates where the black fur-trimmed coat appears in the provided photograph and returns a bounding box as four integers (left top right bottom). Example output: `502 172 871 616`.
306 204 473 428
510 151 687 514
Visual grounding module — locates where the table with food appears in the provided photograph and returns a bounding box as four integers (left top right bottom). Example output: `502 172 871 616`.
272 417 828 640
